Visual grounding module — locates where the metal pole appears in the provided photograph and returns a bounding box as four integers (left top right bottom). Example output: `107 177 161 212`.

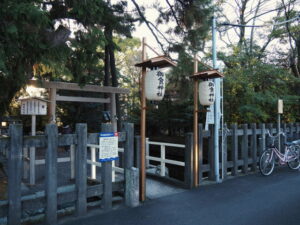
212 10 221 183
193 55 199 187
278 114 281 152
140 37 147 201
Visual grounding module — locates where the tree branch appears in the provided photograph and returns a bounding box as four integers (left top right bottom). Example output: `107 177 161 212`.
130 0 168 54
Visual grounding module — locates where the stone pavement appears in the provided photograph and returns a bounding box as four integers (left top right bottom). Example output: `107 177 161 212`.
60 167 300 225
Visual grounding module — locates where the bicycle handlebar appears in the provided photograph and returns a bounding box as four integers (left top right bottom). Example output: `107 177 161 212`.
266 129 286 138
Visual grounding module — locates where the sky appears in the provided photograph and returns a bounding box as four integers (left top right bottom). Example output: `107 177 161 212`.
124 0 300 67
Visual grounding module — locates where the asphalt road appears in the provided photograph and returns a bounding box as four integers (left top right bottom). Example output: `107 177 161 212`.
60 168 300 225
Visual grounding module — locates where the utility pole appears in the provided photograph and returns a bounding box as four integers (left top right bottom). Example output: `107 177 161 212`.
212 5 221 183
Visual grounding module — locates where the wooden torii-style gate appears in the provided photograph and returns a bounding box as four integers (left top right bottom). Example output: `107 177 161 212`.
24 80 130 185
28 80 130 131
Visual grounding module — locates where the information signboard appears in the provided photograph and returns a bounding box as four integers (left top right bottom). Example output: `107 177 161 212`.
205 105 215 130
99 132 119 162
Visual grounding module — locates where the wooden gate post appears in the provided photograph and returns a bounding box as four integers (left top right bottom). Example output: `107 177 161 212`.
8 124 22 225
75 123 87 216
45 124 58 225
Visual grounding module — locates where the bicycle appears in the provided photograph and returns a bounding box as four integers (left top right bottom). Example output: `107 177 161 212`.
259 130 300 176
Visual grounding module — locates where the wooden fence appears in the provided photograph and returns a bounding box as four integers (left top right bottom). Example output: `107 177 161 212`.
0 122 138 225
142 123 300 188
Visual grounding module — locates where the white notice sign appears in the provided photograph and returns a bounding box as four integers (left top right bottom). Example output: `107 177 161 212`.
99 132 119 162
205 105 215 130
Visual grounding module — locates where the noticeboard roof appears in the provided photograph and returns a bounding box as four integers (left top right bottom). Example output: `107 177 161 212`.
18 96 50 102
135 56 176 68
190 70 224 80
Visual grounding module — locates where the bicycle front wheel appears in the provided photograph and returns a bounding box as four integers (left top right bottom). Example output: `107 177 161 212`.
259 149 275 176
288 145 300 170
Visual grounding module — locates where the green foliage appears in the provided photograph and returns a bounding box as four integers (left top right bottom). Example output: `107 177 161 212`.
223 59 300 123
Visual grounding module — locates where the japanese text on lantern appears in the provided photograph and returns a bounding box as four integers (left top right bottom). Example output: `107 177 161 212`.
156 71 164 97
208 82 215 103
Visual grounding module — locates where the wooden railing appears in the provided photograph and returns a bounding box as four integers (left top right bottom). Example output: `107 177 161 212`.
139 122 300 187
146 140 185 177
0 123 137 225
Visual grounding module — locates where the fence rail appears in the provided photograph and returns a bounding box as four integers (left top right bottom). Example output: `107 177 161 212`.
142 122 300 187
0 122 137 225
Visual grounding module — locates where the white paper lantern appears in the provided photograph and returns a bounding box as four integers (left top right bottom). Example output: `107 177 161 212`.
199 80 215 106
145 68 166 101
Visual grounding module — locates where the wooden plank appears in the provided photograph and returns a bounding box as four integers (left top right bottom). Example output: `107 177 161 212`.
28 80 130 94
0 137 9 151
251 123 257 172
198 124 204 184
242 124 249 174
49 88 56 123
222 124 228 180
56 94 110 103
231 124 238 176
101 123 113 211
259 124 266 156
123 123 134 169
8 124 22 225
208 124 215 180
75 124 87 216
184 133 193 189
125 167 139 207
283 123 287 145
289 123 294 141
6 182 123 216
110 93 117 131
45 124 58 225
296 123 300 139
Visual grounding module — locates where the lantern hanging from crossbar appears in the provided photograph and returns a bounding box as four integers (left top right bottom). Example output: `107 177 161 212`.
145 68 165 101
199 80 215 106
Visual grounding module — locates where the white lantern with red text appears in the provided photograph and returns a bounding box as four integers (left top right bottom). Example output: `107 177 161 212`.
145 68 165 101
199 80 215 106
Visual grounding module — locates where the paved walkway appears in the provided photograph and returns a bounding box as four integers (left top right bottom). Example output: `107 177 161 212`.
60 167 300 225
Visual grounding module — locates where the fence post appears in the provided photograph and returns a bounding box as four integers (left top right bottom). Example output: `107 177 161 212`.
91 147 96 180
296 122 300 139
75 123 87 216
45 124 58 225
251 123 257 172
123 123 139 207
134 136 141 169
289 123 294 140
184 133 193 189
70 144 75 179
123 123 134 169
259 124 266 156
145 138 150 167
242 124 249 174
29 145 36 185
231 124 238 176
198 124 204 184
101 123 113 211
8 124 22 225
208 124 215 180
23 147 29 179
283 123 287 145
222 124 228 180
